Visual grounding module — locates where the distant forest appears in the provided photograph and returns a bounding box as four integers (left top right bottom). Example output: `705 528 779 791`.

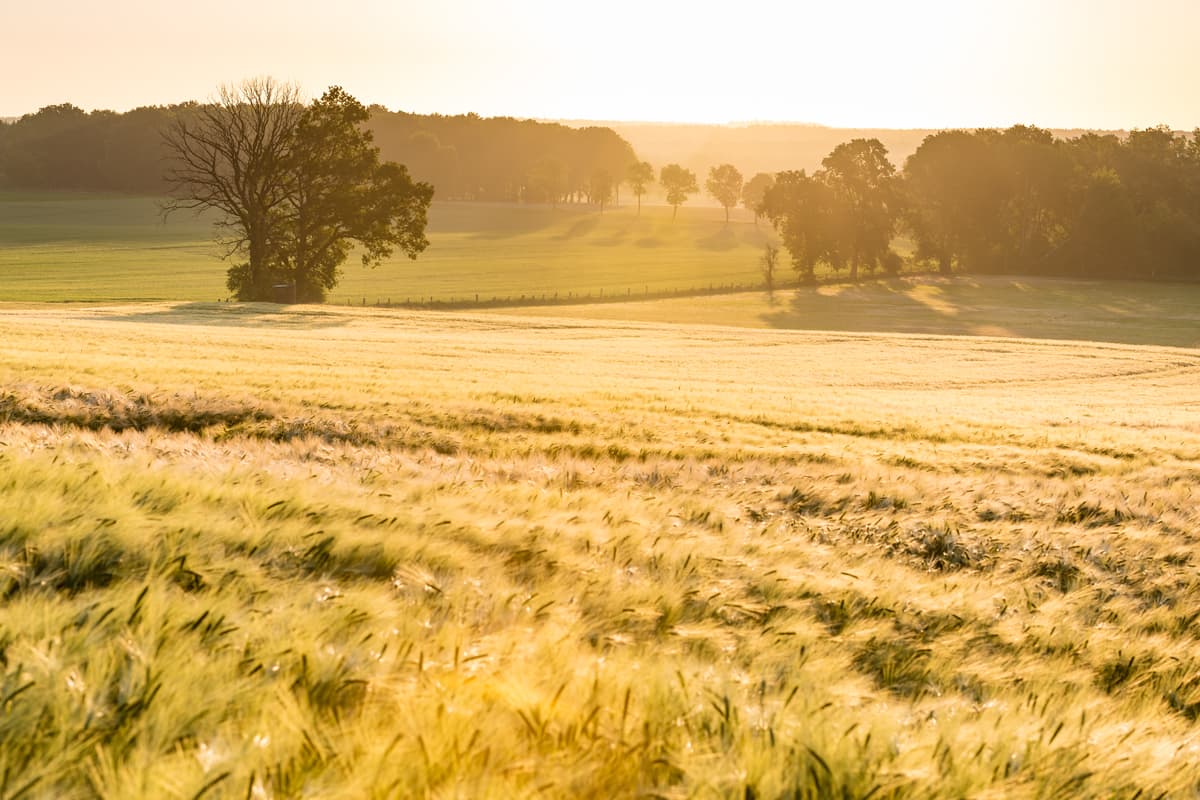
598 122 1126 179
2 102 1200 283
0 104 635 203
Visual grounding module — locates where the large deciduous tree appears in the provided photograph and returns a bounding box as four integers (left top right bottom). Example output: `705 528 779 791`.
760 169 840 283
273 87 432 302
659 163 698 220
706 163 743 224
163 79 304 301
820 138 900 280
902 130 1002 274
163 79 432 303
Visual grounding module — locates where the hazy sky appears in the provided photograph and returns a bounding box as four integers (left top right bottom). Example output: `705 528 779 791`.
6 0 1200 128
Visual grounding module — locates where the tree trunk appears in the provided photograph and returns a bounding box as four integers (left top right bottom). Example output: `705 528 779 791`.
939 252 951 275
248 227 272 300
672 204 678 220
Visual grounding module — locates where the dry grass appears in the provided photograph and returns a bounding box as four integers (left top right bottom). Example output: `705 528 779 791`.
0 301 1198 797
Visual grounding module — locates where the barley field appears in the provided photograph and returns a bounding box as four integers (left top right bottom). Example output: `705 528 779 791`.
0 301 1198 798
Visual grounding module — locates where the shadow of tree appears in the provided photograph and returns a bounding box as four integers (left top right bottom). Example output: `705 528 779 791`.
757 276 1200 348
696 227 739 251
552 216 600 241
108 302 354 329
593 225 632 247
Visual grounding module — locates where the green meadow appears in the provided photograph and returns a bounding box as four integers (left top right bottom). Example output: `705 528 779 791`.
0 192 779 303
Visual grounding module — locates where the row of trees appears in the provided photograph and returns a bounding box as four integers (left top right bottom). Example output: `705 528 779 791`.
624 161 775 221
759 125 1200 283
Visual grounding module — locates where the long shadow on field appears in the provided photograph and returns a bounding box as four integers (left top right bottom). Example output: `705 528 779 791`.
552 216 599 241
430 202 574 240
594 225 632 246
696 227 739 251
108 303 353 329
759 276 1200 348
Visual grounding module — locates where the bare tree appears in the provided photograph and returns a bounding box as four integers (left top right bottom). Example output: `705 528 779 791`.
761 242 780 299
162 78 304 300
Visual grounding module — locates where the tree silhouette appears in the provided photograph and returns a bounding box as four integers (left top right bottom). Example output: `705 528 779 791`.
741 172 774 225
760 169 840 283
903 130 1000 274
163 79 305 301
626 160 654 215
659 163 698 220
706 163 743 224
820 138 900 280
272 87 433 303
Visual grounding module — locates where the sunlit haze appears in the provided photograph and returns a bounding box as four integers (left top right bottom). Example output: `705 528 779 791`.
6 0 1200 128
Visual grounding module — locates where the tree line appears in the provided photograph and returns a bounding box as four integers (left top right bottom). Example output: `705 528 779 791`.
369 110 635 205
0 96 752 218
0 101 638 205
758 125 1200 283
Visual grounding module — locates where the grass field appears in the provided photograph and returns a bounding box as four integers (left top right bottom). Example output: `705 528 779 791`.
497 275 1200 348
0 192 780 303
1 301 1199 797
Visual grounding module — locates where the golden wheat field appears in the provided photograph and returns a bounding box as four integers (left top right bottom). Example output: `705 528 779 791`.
1 301 1199 798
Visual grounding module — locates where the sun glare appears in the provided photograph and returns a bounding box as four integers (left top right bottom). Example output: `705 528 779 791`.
3 0 1199 128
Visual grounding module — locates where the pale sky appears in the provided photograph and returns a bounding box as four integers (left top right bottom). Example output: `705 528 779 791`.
5 0 1200 129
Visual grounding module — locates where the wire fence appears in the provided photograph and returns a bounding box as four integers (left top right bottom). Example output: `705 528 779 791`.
331 268 944 311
